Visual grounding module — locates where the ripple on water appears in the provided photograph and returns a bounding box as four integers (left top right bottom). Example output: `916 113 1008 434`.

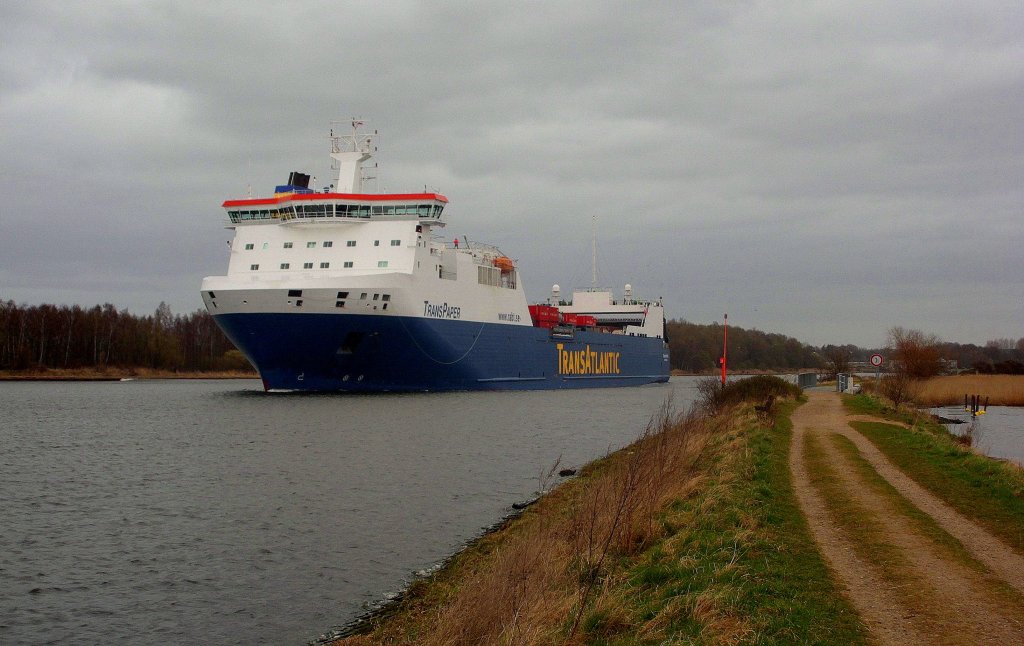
0 377 700 644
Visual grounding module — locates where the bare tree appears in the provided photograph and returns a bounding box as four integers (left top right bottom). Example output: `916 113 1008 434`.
986 338 1016 351
888 327 943 380
822 345 852 380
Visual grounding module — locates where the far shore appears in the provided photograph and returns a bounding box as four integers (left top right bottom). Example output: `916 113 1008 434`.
0 368 258 381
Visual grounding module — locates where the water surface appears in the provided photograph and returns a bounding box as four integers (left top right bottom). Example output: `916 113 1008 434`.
930 405 1024 466
0 378 700 645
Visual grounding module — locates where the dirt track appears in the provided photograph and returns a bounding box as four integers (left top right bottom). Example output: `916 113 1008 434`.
789 391 1024 645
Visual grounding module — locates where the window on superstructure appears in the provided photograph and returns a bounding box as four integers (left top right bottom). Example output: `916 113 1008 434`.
320 262 330 269
373 294 379 301
359 293 367 300
323 241 333 248
250 264 259 270
244 243 254 250
284 242 293 249
262 243 269 250
377 260 388 268
280 263 290 270
337 291 349 299
346 240 356 247
335 301 345 308
374 240 380 247
306 241 316 248
303 262 313 269
478 265 500 287
343 261 353 268
382 303 388 310
301 204 328 217
382 294 391 302
288 290 302 297
390 239 401 246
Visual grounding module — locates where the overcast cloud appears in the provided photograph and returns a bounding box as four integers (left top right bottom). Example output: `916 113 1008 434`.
1 1 1021 347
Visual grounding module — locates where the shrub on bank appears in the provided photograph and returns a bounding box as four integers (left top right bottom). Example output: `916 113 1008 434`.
698 375 803 413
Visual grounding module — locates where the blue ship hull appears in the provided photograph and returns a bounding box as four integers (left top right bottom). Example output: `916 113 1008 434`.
214 313 670 392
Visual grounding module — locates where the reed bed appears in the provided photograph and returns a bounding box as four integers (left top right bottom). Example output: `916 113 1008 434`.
913 374 1024 407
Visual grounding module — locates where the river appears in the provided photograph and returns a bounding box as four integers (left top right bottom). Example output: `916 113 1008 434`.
929 404 1024 466
0 377 702 645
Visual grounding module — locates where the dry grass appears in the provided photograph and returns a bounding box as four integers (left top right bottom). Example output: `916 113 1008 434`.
914 375 1024 406
333 403 723 646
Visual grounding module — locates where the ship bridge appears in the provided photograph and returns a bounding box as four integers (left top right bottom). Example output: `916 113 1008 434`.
222 192 448 225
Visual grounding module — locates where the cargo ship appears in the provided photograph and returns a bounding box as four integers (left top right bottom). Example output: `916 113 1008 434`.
200 122 670 392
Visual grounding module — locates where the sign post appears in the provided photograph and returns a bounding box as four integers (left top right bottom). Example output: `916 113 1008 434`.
870 353 883 386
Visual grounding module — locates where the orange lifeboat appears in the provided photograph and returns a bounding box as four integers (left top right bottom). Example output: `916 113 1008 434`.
493 256 515 272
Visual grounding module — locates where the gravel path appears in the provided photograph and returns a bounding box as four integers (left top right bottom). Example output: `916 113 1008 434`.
790 391 1024 645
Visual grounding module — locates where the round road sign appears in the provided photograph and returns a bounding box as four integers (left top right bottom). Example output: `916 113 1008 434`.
870 354 883 367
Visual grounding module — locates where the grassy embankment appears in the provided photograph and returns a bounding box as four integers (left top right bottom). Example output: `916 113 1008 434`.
843 394 1024 552
334 377 866 646
0 367 257 380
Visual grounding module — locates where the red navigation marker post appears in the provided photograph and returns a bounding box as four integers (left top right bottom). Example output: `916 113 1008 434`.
720 313 728 386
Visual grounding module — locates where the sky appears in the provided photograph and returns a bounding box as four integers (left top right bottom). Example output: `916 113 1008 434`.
1 1 1021 348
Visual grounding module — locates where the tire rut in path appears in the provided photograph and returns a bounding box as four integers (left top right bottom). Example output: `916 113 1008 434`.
789 391 1024 645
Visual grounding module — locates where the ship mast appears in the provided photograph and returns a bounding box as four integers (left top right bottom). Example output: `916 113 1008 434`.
591 213 597 288
329 119 377 193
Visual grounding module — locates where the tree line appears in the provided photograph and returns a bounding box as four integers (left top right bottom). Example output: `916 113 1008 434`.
668 320 1023 376
0 300 250 372
666 320 821 372
3 297 1019 376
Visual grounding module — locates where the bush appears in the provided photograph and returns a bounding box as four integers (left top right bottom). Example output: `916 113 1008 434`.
879 373 918 409
697 375 802 413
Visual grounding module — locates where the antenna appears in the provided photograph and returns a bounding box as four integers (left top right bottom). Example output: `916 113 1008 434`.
591 213 597 288
328 118 376 193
